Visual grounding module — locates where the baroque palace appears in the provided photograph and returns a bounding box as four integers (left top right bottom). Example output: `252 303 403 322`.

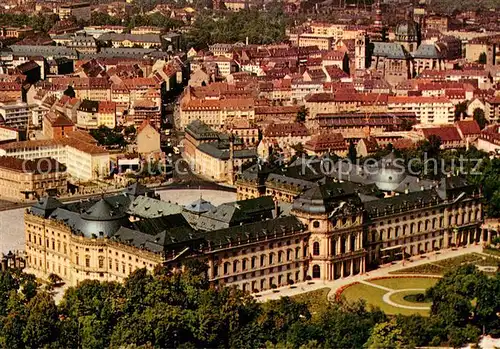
25 155 490 291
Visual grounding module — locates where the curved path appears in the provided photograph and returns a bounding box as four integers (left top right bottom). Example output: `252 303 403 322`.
382 288 431 310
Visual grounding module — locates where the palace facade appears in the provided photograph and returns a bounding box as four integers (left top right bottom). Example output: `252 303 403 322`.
25 162 487 291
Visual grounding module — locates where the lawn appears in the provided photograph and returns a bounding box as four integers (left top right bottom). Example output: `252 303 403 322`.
483 248 500 258
390 253 499 276
370 277 438 290
291 287 331 316
389 290 433 308
341 282 430 316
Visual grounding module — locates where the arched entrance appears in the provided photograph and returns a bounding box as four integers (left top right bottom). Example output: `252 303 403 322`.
312 265 321 278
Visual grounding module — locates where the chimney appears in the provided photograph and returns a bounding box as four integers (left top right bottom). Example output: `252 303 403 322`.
246 36 249 46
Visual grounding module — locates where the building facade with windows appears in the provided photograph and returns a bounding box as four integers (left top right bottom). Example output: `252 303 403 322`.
25 167 486 291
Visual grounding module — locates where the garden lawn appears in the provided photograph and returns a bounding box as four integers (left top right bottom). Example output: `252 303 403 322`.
483 248 500 258
388 290 433 308
370 277 438 290
390 253 499 275
340 282 430 316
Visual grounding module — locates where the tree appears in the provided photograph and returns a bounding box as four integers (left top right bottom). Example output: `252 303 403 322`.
400 118 415 131
296 106 307 122
426 265 500 345
454 101 468 120
364 319 411 349
419 135 441 159
348 140 357 163
473 108 487 129
478 52 487 64
22 292 59 349
63 85 76 98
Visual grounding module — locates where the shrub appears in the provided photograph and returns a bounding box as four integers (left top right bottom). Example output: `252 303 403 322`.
270 284 277 289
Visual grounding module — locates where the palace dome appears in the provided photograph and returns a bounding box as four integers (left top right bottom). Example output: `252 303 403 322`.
78 199 128 238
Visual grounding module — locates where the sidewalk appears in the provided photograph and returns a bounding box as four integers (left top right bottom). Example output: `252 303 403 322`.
255 245 484 302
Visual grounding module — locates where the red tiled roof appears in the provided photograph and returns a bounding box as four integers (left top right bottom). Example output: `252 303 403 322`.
392 138 416 150
45 111 74 127
456 120 481 136
305 132 346 151
422 126 462 142
263 122 309 137
388 96 452 104
0 156 65 174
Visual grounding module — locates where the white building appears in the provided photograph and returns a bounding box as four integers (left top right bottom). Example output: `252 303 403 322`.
0 100 33 129
388 96 454 125
0 138 109 182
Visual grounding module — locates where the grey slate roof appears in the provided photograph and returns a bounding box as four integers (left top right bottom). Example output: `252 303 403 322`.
122 182 151 197
81 198 127 221
31 197 63 217
372 42 410 60
364 189 442 217
394 175 437 193
183 197 215 213
185 120 219 140
98 33 162 44
128 195 183 218
6 45 79 58
197 142 257 160
411 44 444 59
293 181 362 215
202 216 304 248
183 196 275 231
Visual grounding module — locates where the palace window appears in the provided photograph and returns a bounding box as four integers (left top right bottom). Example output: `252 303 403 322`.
313 242 320 256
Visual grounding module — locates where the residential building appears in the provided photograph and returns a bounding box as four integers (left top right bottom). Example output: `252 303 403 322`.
485 96 500 123
0 136 109 181
43 111 75 140
388 96 454 125
98 33 162 49
0 125 21 142
0 156 67 201
58 2 91 22
0 100 32 130
183 120 256 183
136 119 161 156
179 98 255 130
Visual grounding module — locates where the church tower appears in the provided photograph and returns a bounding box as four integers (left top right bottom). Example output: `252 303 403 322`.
355 33 367 71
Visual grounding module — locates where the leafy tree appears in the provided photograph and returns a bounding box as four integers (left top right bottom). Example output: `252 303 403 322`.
426 265 500 346
90 125 127 147
184 8 287 49
22 292 59 349
419 135 442 158
318 300 386 348
400 118 415 131
258 297 311 344
364 319 411 349
348 140 357 163
478 52 487 64
296 106 307 122
454 101 468 120
473 108 487 129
